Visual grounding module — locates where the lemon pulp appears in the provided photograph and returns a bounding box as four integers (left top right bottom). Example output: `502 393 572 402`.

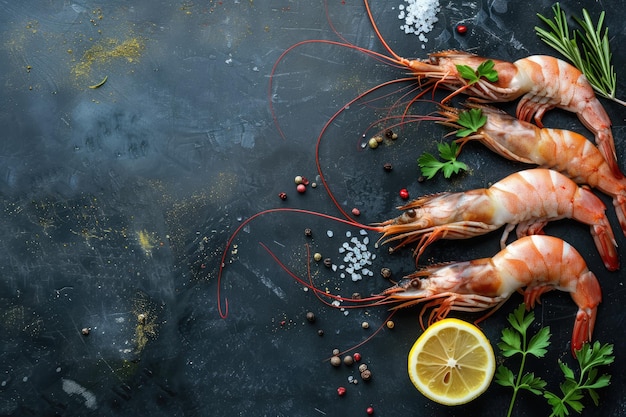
408 318 495 405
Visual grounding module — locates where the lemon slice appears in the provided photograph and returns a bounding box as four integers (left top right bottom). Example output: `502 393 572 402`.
408 318 495 405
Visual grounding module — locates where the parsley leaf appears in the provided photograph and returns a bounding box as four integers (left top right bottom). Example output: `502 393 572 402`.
455 59 499 85
455 108 487 137
417 141 468 179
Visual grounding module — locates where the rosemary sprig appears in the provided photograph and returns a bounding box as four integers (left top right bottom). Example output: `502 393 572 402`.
535 3 625 106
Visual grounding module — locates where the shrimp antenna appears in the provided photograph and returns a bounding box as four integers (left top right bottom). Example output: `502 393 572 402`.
217 208 382 318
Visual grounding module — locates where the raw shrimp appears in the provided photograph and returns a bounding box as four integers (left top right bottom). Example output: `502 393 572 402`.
441 103 626 233
381 235 601 355
377 168 619 271
397 50 619 176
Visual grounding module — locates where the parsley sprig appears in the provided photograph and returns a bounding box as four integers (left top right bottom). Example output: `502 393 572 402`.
456 60 499 85
496 303 614 417
417 141 468 179
496 304 550 417
535 3 625 106
455 108 487 137
544 342 614 417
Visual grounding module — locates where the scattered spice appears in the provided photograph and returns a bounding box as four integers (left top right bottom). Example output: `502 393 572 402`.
306 311 316 322
383 162 393 172
294 175 303 184
296 184 306 193
386 320 395 329
317 329 324 336
313 252 322 262
366 406 374 415
343 355 354 366
332 348 340 356
399 188 409 199
353 352 362 362
456 24 468 34
337 386 347 396
330 356 342 367
323 258 332 268
278 192 287 200
361 321 370 329
368 138 379 149
358 364 368 373
380 267 392 279
304 228 312 237
81 327 90 336
361 369 372 381
351 207 361 216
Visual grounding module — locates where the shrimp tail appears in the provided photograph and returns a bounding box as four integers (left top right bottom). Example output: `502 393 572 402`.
575 187 620 271
570 270 602 356
590 219 619 271
614 194 626 235
596 128 621 178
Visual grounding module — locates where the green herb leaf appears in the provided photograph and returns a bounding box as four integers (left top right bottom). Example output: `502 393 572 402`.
495 365 516 388
456 64 479 84
536 3 625 105
527 326 551 358
417 142 467 179
455 108 487 137
476 59 499 82
520 372 548 395
456 60 499 86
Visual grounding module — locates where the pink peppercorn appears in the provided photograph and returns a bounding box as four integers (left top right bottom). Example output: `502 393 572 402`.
296 184 306 193
456 24 468 35
366 406 374 415
337 386 347 396
353 352 362 362
351 208 361 216
399 188 409 199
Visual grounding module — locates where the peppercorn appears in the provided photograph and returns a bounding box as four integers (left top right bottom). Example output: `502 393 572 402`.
313 252 322 262
353 352 362 362
418 175 425 183
399 188 409 199
366 405 374 414
304 228 312 237
386 320 395 329
332 348 340 356
294 175 303 184
323 258 332 268
343 355 354 366
380 267 392 279
330 356 341 367
361 369 372 381
337 386 347 396
358 364 368 373
296 184 306 193
383 162 393 172
456 24 468 35
317 329 324 336
368 138 379 149
278 192 287 200
384 129 393 139
306 311 316 322
361 321 369 329
81 327 90 336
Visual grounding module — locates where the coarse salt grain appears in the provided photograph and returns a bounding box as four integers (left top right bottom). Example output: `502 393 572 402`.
398 0 441 47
